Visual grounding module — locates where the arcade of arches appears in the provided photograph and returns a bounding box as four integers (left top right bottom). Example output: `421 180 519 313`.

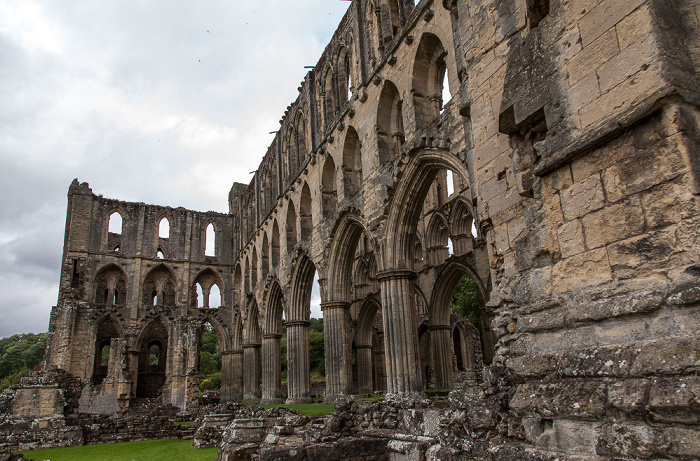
42 1 700 456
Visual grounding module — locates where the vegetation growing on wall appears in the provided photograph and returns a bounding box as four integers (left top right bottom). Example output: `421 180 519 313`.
199 325 221 391
0 333 48 392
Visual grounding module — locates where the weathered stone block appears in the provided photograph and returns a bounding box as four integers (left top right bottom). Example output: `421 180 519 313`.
552 248 612 293
581 196 645 249
557 219 585 258
560 174 605 220
648 376 700 424
510 381 607 419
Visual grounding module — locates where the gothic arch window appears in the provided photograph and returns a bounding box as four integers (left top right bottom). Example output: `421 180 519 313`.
271 220 281 268
323 67 336 129
205 222 216 257
342 126 362 198
285 125 298 179
412 33 448 130
300 183 313 241
366 1 380 65
337 45 353 104
286 200 298 252
426 213 450 265
108 211 123 234
377 80 404 164
261 232 270 278
234 264 243 305
295 110 308 168
158 217 170 238
95 266 127 306
251 246 259 289
322 155 338 218
380 0 401 38
114 277 126 305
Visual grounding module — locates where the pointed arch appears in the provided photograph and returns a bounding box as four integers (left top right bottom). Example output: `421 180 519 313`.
342 126 363 198
326 213 378 302
288 254 317 322
192 268 225 309
233 263 243 306
412 33 448 129
158 216 170 239
261 232 270 278
92 315 123 384
142 264 177 307
322 155 338 218
377 80 404 164
295 109 308 168
299 183 312 241
384 148 471 270
204 222 216 257
263 279 285 336
251 246 259 291
271 220 281 268
286 200 298 252
426 212 450 265
449 198 476 256
136 317 169 398
322 66 336 128
108 210 123 235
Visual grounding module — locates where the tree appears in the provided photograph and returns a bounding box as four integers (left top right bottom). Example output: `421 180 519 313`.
451 276 481 327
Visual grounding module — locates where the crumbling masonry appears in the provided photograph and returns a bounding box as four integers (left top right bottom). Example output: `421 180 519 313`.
7 0 700 458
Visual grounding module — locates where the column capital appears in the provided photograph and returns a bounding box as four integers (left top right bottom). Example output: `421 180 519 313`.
429 325 452 331
376 269 416 281
285 320 311 327
243 343 261 349
320 301 351 311
231 350 244 355
262 333 282 340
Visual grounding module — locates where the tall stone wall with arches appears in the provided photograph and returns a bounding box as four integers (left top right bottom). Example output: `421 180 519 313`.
38 0 700 458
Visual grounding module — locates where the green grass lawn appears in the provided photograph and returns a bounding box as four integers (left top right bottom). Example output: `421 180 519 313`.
20 439 217 461
257 402 335 416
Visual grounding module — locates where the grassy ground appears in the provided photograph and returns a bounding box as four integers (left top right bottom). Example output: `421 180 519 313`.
257 402 335 416
20 439 217 461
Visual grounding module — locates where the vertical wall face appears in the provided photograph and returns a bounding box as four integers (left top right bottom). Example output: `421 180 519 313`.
48 179 236 412
45 0 700 455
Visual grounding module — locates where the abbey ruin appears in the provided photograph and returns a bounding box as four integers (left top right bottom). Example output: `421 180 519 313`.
2 0 699 459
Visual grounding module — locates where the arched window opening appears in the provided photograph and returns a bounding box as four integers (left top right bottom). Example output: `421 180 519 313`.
137 322 168 398
472 220 478 238
115 278 126 305
451 275 493 365
199 322 222 394
196 283 205 308
114 245 121 253
446 170 455 197
448 237 454 256
412 33 447 129
209 283 221 308
262 234 270 278
300 183 313 241
96 277 109 305
234 265 243 305
296 111 308 168
151 290 158 306
108 212 123 234
427 215 450 265
377 81 404 164
205 223 216 257
251 247 259 289
271 221 281 268
309 270 325 382
149 343 161 366
156 249 165 259
322 155 338 218
366 2 379 65
342 127 363 198
286 201 298 252
387 0 400 37
158 217 170 239
440 67 451 114
323 68 336 127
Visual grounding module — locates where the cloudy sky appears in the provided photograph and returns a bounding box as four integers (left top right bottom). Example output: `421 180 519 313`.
0 0 349 338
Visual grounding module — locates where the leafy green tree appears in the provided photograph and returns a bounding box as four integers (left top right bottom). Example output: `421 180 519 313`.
451 276 481 327
0 332 48 392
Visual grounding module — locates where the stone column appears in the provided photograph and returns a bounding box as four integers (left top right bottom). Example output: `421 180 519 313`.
230 350 244 401
219 351 233 401
261 333 282 403
378 270 424 399
321 301 352 401
356 344 373 395
243 343 261 403
286 320 311 403
429 325 453 389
